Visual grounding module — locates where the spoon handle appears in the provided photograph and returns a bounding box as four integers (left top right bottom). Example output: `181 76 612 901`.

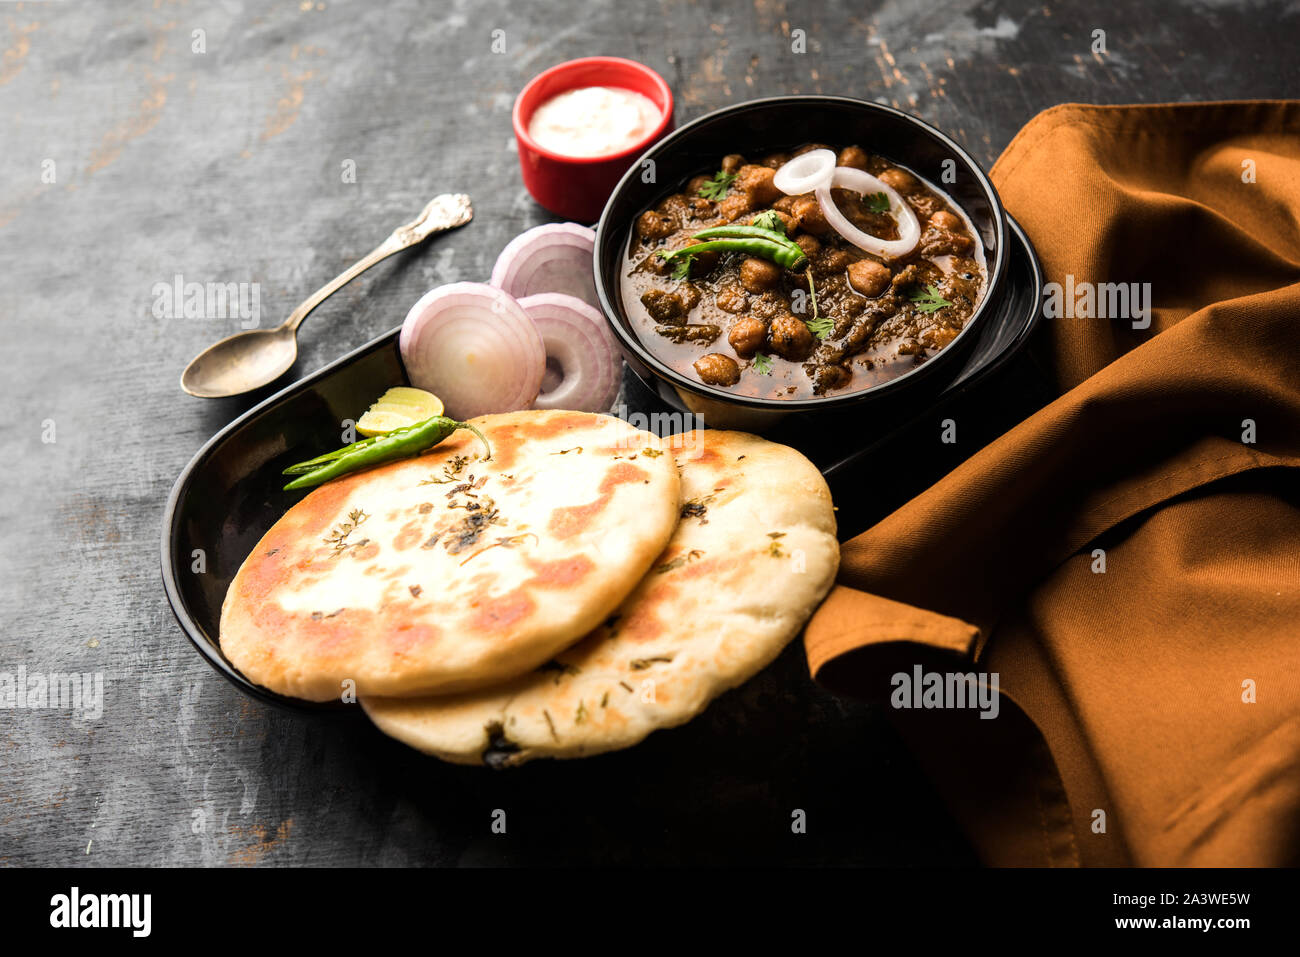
284 193 474 333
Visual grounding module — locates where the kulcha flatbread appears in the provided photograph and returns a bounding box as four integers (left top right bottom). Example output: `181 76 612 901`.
220 410 681 701
361 430 839 766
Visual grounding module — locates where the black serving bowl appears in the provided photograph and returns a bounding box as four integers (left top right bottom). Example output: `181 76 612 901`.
593 95 1010 431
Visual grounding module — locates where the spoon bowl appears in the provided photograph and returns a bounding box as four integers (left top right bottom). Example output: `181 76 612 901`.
181 327 299 398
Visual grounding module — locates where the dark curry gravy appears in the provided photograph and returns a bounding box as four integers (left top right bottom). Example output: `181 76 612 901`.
621 144 987 399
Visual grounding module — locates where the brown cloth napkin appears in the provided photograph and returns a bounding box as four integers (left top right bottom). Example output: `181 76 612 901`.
805 101 1300 867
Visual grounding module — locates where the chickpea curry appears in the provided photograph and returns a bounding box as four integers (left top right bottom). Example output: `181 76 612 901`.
621 144 987 398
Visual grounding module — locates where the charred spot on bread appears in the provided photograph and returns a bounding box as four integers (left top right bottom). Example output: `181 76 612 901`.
681 501 708 523
482 722 522 770
444 504 502 554
535 660 579 684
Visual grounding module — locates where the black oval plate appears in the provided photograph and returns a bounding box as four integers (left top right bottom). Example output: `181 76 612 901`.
161 216 1041 712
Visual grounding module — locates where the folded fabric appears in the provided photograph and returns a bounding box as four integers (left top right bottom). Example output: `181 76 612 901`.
806 101 1300 866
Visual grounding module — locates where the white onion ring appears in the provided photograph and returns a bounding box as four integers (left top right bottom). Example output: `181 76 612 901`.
772 148 836 196
489 222 598 309
814 167 920 260
516 293 622 413
399 282 545 420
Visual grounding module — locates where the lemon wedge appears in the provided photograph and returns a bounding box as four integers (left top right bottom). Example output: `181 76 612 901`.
356 387 444 437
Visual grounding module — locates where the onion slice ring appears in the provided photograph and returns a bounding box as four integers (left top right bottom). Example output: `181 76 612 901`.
490 222 599 309
399 282 545 420
814 167 920 260
517 293 622 413
772 148 836 196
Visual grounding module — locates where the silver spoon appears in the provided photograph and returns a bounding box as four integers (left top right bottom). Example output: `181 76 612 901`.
180 193 473 398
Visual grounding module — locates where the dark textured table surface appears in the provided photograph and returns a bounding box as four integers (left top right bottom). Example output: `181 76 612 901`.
1 0 1293 866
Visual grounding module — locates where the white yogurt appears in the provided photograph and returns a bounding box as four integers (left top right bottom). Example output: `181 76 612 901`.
527 86 661 157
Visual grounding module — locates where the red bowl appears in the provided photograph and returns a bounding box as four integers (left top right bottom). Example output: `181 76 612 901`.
513 56 674 223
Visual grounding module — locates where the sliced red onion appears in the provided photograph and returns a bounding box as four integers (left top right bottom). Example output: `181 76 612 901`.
399 282 545 420
814 166 920 260
490 223 598 310
772 148 836 196
516 293 622 413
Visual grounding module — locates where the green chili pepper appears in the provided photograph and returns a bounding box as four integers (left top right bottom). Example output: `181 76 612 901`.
657 222 809 274
659 237 807 271
690 224 797 245
281 435 386 475
282 416 491 491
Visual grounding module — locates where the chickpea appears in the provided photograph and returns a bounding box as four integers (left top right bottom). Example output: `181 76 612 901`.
718 191 752 222
794 233 821 257
817 249 851 276
768 313 814 361
735 165 782 205
685 197 715 221
812 363 852 393
694 353 741 386
714 284 749 314
636 210 675 242
740 257 782 292
930 210 962 231
720 153 745 173
847 259 891 298
772 195 798 214
878 167 918 193
837 146 870 170
687 174 712 195
727 317 768 357
640 289 686 324
791 195 830 234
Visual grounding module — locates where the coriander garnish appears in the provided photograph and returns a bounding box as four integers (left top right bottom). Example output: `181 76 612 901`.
324 509 369 551
909 283 953 314
750 209 785 233
665 251 695 281
697 169 736 200
806 314 833 340
457 532 538 567
752 352 773 375
865 192 891 214
802 271 832 340
420 455 469 485
630 655 674 670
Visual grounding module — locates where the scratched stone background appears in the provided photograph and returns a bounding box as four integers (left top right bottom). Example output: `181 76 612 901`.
0 0 1294 866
